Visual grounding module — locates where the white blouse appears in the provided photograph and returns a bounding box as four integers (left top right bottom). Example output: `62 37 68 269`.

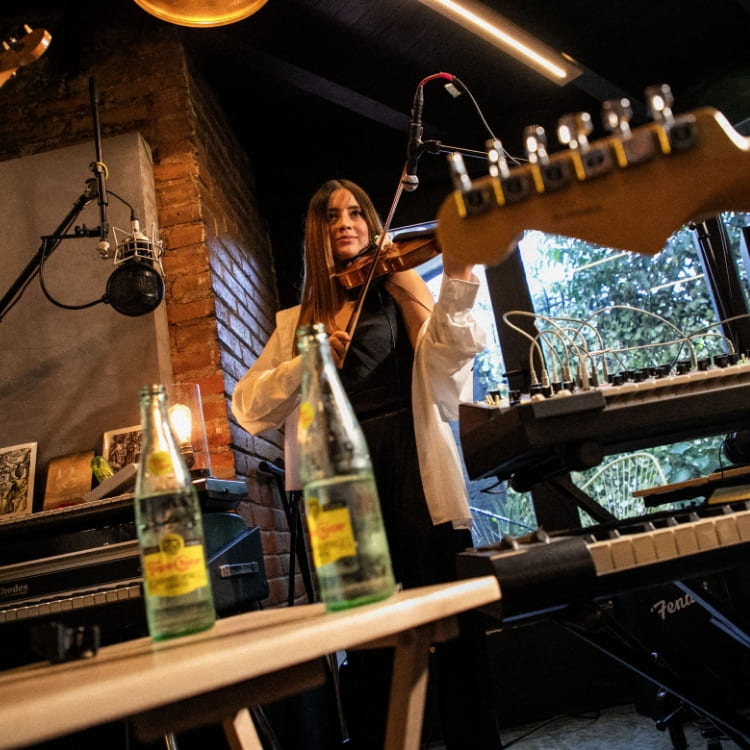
231 273 487 529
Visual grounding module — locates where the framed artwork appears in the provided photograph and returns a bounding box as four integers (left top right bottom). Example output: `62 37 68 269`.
102 425 142 472
0 442 37 517
43 450 95 511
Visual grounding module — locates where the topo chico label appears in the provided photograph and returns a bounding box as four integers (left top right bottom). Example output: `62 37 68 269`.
299 400 315 431
142 532 209 597
146 450 173 476
306 497 357 567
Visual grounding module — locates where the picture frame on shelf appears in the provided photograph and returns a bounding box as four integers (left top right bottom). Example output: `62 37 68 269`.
0 442 37 518
102 425 142 472
43 450 95 511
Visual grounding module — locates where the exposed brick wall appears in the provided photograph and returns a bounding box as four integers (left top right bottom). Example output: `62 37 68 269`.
0 10 304 607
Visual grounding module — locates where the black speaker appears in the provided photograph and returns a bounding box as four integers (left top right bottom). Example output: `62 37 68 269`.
203 512 268 614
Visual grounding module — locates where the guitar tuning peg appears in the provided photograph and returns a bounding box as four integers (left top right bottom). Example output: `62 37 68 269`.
485 138 510 179
557 112 593 151
645 84 674 124
447 152 472 192
522 125 549 165
602 98 633 137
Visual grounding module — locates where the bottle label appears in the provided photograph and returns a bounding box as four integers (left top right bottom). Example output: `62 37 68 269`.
142 533 209 597
299 401 314 431
306 498 357 567
147 450 173 476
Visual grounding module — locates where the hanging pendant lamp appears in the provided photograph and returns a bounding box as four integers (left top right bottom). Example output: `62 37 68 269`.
133 0 269 27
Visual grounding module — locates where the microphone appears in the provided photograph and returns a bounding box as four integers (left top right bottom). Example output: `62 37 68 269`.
402 85 424 192
105 217 165 317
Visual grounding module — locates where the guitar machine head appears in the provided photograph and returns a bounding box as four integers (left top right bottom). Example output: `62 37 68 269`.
436 84 750 268
0 25 52 90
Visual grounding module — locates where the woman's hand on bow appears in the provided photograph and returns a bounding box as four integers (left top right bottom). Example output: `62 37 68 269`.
328 330 351 369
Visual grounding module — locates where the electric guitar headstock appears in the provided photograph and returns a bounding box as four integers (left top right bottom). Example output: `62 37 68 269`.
436 84 750 267
0 25 52 90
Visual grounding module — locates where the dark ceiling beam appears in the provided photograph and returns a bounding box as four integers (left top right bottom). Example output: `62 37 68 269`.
190 31 412 133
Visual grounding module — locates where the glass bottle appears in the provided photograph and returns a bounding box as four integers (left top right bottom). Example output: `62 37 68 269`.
135 384 216 640
296 323 395 611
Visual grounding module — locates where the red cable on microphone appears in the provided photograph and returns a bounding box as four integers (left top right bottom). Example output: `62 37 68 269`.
418 72 455 87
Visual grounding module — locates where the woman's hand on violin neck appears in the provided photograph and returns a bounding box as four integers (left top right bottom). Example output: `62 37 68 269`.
329 330 351 368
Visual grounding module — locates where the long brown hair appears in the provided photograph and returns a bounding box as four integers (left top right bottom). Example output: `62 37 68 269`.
297 179 382 334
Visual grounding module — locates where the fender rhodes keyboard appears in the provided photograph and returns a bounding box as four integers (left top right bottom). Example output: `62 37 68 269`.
457 501 750 623
0 490 268 667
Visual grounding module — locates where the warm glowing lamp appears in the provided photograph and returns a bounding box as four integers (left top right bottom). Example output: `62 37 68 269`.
133 0 269 27
168 402 194 467
167 384 212 476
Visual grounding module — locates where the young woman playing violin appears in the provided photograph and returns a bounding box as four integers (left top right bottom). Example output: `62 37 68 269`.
232 178 501 750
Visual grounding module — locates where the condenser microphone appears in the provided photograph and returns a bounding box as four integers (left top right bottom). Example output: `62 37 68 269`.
105 218 165 317
402 85 424 192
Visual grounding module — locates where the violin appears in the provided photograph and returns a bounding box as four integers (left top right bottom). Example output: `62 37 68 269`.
334 229 441 290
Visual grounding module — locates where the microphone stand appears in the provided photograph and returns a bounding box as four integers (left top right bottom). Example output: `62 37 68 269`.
0 77 108 322
89 77 109 248
0 180 101 321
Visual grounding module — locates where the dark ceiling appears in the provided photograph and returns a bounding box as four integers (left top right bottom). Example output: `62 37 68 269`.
4 0 750 305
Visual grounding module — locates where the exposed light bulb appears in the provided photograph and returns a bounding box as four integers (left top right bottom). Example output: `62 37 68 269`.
168 403 195 468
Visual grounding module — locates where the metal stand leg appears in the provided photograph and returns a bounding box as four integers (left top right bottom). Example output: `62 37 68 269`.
557 603 750 748
259 461 315 605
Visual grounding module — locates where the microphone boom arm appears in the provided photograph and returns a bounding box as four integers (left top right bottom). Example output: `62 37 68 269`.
0 183 98 321
422 139 490 161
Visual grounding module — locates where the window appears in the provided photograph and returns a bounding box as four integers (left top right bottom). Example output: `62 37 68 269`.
417 212 750 545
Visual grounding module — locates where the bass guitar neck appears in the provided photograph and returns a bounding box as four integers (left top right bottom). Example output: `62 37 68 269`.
0 25 51 90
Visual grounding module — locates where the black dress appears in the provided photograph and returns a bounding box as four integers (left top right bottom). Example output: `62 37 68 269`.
338 280 502 750
339 278 463 589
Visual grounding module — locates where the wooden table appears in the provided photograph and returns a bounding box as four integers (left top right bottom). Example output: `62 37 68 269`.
0 576 501 750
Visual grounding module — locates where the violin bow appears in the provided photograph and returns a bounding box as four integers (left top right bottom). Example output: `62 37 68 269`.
340 173 407 364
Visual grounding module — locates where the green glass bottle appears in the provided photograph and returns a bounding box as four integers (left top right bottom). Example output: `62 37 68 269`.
296 323 395 611
134 384 216 640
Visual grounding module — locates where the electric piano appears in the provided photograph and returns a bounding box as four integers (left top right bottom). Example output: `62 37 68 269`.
0 481 268 668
